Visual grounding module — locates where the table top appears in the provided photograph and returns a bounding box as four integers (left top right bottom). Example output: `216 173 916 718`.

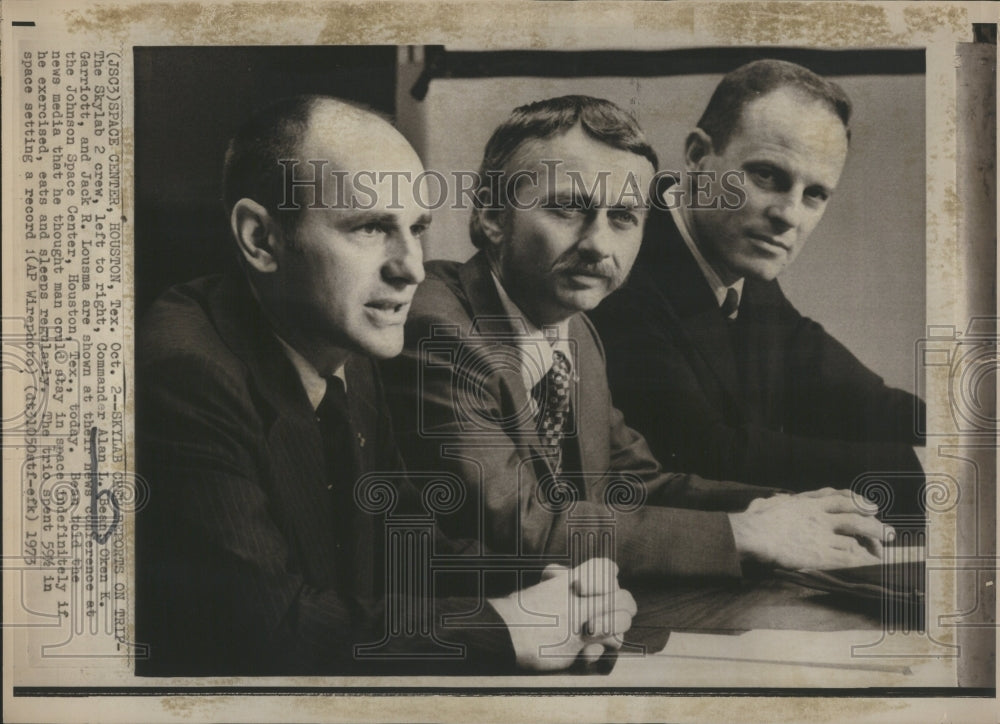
630 576 884 639
589 553 954 688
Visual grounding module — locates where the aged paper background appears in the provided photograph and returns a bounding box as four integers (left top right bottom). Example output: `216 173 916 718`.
2 0 997 721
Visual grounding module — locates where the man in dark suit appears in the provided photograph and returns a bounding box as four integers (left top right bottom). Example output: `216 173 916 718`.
384 95 892 585
136 95 637 676
589 60 925 520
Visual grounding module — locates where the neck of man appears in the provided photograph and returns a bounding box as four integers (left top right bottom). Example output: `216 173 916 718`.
251 281 351 377
276 327 351 379
678 202 743 287
487 253 571 329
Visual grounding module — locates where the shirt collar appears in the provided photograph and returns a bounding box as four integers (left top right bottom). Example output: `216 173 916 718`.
275 335 347 411
490 271 573 392
671 204 744 311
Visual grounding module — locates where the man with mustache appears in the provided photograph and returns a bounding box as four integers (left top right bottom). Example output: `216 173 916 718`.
135 95 637 675
384 95 891 582
589 60 925 519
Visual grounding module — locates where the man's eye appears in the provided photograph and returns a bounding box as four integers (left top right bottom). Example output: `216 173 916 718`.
547 198 586 215
805 187 830 204
410 223 429 238
609 209 639 227
748 167 777 187
356 222 386 236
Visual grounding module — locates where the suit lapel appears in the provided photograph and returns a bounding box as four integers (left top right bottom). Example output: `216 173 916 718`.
207 275 346 588
734 279 786 427
567 316 607 479
458 253 563 474
641 209 742 400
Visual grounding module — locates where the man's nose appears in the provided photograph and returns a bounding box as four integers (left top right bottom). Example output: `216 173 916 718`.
576 213 615 259
765 192 804 232
384 231 426 286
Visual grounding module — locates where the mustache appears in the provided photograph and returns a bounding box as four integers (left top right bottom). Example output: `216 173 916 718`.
553 258 619 279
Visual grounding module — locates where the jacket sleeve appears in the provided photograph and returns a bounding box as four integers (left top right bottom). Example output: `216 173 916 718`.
136 352 514 676
382 310 754 583
590 285 925 518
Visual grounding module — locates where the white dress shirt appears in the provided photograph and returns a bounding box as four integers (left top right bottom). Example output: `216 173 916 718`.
671 204 744 318
275 335 347 411
491 272 574 414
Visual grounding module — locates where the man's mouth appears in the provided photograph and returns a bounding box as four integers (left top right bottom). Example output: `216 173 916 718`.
364 299 410 323
365 300 408 312
746 232 792 252
563 269 612 289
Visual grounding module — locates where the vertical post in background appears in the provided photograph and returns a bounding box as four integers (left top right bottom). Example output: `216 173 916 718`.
955 36 997 689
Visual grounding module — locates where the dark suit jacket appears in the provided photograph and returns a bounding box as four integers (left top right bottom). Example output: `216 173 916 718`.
382 252 777 583
588 208 925 518
135 273 513 676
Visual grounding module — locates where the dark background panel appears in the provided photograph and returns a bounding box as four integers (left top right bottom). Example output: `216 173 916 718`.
133 46 396 317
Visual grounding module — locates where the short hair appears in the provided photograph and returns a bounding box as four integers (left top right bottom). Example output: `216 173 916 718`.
697 59 853 152
221 95 321 236
469 95 660 250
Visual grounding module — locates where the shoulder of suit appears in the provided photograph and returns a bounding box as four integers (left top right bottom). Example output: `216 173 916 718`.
138 275 254 394
408 259 474 329
571 312 606 362
139 276 237 367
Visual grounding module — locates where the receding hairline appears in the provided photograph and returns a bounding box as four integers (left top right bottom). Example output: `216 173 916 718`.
733 85 850 137
696 59 853 153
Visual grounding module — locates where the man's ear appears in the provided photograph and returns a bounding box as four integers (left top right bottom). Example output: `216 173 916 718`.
684 128 715 171
477 206 507 247
474 185 507 247
231 198 281 273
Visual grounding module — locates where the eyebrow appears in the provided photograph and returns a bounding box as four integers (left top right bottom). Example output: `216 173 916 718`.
546 189 646 210
337 210 432 227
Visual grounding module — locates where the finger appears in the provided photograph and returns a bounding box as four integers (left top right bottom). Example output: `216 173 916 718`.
828 534 883 560
854 534 885 560
579 642 606 666
542 563 569 581
613 588 638 618
817 495 880 515
811 543 882 570
832 512 891 542
850 493 881 515
797 487 848 499
571 558 620 596
584 608 634 640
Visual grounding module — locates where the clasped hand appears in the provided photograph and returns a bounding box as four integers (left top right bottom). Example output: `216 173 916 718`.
490 557 636 671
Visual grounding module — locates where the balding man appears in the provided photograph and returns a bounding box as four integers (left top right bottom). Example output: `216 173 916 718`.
135 96 635 676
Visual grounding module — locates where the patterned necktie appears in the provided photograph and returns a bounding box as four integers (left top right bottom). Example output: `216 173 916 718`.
535 349 572 475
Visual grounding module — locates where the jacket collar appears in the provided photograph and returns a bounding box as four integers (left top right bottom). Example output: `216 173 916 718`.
457 251 601 477
639 208 742 396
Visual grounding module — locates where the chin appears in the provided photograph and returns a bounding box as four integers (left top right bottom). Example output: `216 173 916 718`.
559 288 611 315
355 334 405 360
727 254 784 283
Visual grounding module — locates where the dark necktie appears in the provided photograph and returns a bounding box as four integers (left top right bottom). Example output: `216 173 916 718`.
720 286 740 321
534 349 572 476
315 376 358 554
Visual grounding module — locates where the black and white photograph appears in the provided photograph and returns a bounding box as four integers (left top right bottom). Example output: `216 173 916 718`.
2 1 996 722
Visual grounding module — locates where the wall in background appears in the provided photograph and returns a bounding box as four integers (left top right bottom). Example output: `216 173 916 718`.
134 46 397 317
135 46 924 395
397 55 925 394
